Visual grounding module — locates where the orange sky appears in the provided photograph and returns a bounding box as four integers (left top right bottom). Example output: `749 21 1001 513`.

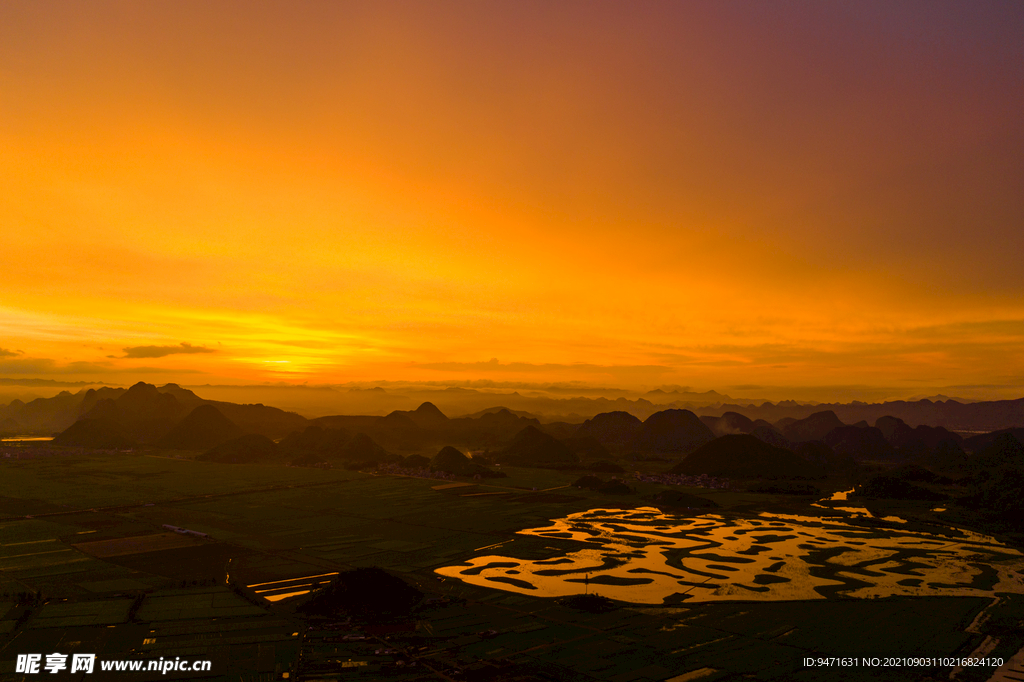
1 1 1023 402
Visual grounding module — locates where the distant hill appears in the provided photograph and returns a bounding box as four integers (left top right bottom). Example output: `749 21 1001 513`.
494 426 576 465
295 567 422 617
670 434 819 479
310 406 543 453
72 383 184 443
459 406 540 420
875 416 963 457
963 427 1024 454
155 383 206 409
0 388 120 433
340 432 391 463
456 409 542 443
278 426 391 466
779 411 845 443
207 402 308 440
702 397 1024 432
564 435 611 461
278 425 347 455
794 441 858 475
823 425 892 460
431 445 500 477
572 474 605 491
701 411 755 436
312 404 541 452
631 409 714 454
574 411 643 445
88 381 184 424
14 382 1024 459
387 402 450 429
52 418 135 449
157 404 243 451
31 382 308 446
750 422 791 449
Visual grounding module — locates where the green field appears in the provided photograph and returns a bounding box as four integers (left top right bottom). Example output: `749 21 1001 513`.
0 450 1020 681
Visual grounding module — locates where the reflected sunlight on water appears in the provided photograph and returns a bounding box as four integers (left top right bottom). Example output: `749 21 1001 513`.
436 507 1024 604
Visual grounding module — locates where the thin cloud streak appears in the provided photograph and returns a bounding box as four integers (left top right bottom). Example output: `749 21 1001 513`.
119 342 216 359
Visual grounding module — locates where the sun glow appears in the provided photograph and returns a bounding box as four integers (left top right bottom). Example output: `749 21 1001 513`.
1 3 1022 398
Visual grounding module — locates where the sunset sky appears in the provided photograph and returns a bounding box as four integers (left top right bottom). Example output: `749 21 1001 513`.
2 1 1023 402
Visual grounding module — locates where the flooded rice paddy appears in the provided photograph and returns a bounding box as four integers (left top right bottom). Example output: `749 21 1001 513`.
811 489 909 523
248 571 339 602
436 507 1024 604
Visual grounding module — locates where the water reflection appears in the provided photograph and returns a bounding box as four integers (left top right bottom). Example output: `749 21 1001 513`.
436 507 1024 604
811 488 886 519
248 571 338 602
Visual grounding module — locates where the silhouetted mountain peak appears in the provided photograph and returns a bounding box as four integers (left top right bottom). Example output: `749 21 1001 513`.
703 411 755 436
381 411 419 428
751 423 792 450
126 381 160 397
496 425 575 465
346 432 389 458
875 415 908 441
671 434 819 479
781 410 845 443
415 401 446 417
823 425 892 460
116 382 182 415
632 409 714 454
53 418 135 450
157 383 205 407
575 411 643 445
407 401 448 427
431 445 496 476
157 404 243 451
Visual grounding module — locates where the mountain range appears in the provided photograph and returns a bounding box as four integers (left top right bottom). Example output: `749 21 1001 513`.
5 383 1023 435
3 382 1023 490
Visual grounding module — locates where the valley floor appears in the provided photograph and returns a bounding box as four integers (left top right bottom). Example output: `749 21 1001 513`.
0 449 1021 681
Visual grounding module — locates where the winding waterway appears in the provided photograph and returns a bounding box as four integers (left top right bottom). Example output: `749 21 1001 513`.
436 506 1024 604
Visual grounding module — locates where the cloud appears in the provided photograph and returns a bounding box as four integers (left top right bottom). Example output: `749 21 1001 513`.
0 357 112 375
411 359 671 375
123 366 206 374
0 348 22 358
0 377 109 387
120 342 216 359
0 357 58 374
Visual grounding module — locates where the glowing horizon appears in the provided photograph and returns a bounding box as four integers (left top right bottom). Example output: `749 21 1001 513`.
2 2 1022 403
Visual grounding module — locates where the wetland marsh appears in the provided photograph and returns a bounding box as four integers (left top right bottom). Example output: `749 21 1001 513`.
438 506 1024 603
